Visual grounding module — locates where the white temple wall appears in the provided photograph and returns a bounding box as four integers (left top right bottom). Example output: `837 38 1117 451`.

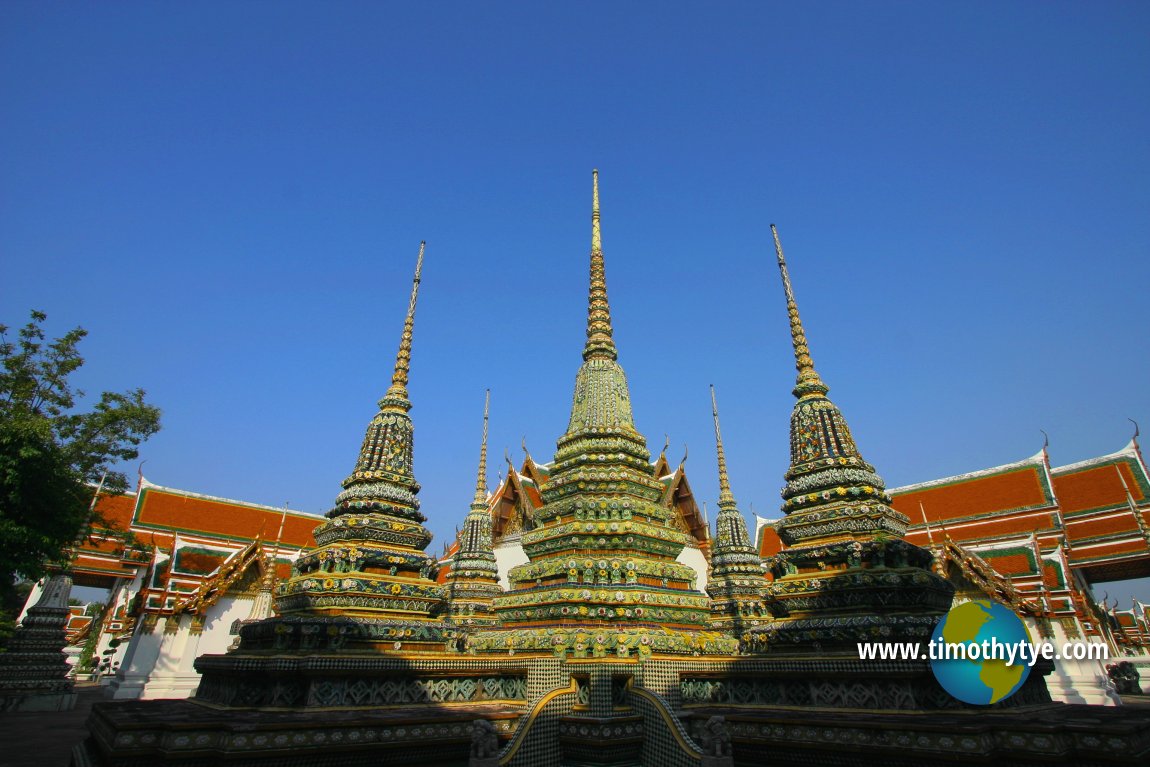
106 619 164 700
676 543 708 592
493 536 530 590
199 595 256 655
1023 614 1121 706
138 596 257 700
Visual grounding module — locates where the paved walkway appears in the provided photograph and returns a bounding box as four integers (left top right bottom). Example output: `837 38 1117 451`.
0 683 102 767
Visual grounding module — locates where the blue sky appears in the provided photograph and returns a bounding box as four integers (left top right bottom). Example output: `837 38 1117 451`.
3 3 1148 598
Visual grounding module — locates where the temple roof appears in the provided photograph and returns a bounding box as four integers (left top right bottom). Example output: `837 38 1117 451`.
889 450 1057 523
1051 439 1148 516
133 479 319 548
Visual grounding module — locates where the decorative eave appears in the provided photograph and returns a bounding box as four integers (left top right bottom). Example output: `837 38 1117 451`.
172 538 272 616
660 466 711 555
931 535 1043 617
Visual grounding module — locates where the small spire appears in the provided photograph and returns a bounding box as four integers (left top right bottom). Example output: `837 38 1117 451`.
472 390 491 507
592 168 602 253
710 385 736 508
383 241 425 406
584 170 617 361
771 225 828 399
1116 465 1150 542
920 502 935 545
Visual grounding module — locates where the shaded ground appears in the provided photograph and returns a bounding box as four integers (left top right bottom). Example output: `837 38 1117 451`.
0 683 102 767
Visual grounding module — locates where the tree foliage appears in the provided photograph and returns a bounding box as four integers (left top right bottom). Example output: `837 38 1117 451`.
0 311 161 624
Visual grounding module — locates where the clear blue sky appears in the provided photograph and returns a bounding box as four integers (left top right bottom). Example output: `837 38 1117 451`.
3 3 1148 599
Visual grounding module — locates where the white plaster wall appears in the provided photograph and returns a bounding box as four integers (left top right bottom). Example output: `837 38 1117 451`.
676 543 708 592
199 596 256 656
493 537 530 589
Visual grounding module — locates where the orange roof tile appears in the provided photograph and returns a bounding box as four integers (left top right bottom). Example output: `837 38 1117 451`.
757 524 783 558
978 552 1032 577
92 492 136 530
134 486 318 547
1053 461 1146 514
891 465 1052 523
907 513 1061 544
1066 514 1145 542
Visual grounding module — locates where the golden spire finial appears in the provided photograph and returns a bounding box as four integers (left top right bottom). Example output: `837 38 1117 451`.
584 169 617 361
592 169 602 253
710 385 736 508
472 390 490 507
771 225 827 399
384 241 425 405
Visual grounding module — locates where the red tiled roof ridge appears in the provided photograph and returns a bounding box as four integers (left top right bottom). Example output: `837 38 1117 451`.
140 477 325 520
1050 439 1143 476
888 449 1048 495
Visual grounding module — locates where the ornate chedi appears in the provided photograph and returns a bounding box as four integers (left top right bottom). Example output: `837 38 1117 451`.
704 386 769 641
470 171 736 658
220 242 453 656
443 390 502 630
754 225 953 648
0 571 77 712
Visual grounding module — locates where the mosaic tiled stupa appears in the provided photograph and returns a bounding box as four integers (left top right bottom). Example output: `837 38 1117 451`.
704 386 768 640
228 241 454 655
469 171 736 659
442 390 503 631
753 224 954 647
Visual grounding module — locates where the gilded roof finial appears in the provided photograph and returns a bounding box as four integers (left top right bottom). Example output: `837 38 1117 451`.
584 170 617 361
383 241 425 407
710 385 736 508
472 390 491 507
771 225 828 399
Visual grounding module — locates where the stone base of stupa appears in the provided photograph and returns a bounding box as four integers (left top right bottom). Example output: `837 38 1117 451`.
0 687 78 712
71 647 1150 767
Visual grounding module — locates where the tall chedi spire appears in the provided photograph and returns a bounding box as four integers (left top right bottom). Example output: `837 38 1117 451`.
269 242 452 653
470 171 735 658
753 226 952 650
444 390 502 630
705 386 768 641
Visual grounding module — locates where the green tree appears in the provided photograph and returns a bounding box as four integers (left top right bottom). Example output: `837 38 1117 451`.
0 310 161 637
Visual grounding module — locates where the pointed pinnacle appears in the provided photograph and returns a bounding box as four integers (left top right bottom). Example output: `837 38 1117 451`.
710 385 736 507
383 241 425 406
472 390 490 507
584 170 617 361
771 225 828 399
592 169 602 253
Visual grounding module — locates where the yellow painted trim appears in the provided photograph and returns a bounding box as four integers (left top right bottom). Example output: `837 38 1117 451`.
630 685 704 758
498 679 578 765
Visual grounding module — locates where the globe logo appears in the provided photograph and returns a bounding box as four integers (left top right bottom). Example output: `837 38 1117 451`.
929 599 1033 705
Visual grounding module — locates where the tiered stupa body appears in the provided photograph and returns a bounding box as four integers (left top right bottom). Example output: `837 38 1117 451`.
0 572 77 711
238 242 453 654
471 172 736 658
754 225 953 648
443 390 503 630
704 386 769 640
